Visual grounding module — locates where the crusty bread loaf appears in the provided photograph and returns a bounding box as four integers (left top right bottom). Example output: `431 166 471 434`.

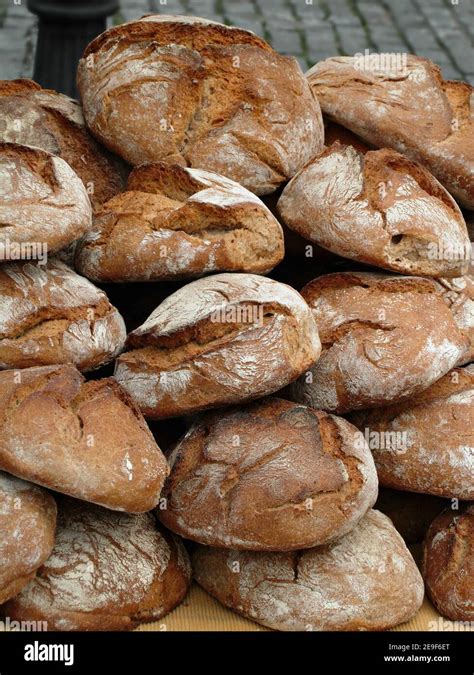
289 272 469 413
77 15 323 195
115 273 321 419
193 509 424 631
277 142 470 277
0 472 56 605
0 365 169 512
0 79 127 211
0 259 126 371
307 56 474 208
351 365 473 499
422 504 473 621
375 488 447 544
435 274 474 365
75 163 284 282
0 142 92 258
3 499 191 631
158 398 378 550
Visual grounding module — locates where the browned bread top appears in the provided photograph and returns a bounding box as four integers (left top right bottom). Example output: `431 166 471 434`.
77 15 323 194
3 499 192 631
0 364 169 512
75 163 285 282
0 79 127 210
422 504 474 622
0 259 126 371
307 56 474 208
0 142 92 257
192 509 424 631
158 398 378 550
435 274 474 365
277 142 470 277
0 472 56 605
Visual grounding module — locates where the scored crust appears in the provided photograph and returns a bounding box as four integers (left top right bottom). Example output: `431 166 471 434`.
114 273 321 419
277 143 470 277
77 15 323 194
75 162 284 282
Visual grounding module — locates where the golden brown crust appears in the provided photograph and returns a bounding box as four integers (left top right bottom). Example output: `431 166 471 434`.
422 504 474 621
158 398 378 550
0 472 56 605
3 500 192 631
0 365 169 512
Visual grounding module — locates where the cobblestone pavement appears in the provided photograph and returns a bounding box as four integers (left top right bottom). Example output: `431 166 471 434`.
0 0 472 83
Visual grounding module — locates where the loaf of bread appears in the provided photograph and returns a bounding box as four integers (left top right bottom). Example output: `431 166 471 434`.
0 472 56 605
115 273 321 419
422 504 473 621
307 56 474 208
0 79 127 211
193 509 424 631
3 499 191 631
435 274 474 365
0 365 169 512
289 272 469 413
351 365 474 499
375 488 447 544
158 398 377 550
0 142 92 258
277 142 470 277
75 163 284 282
77 15 324 195
0 259 126 371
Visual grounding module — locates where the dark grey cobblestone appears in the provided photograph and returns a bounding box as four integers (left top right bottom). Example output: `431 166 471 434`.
0 0 472 82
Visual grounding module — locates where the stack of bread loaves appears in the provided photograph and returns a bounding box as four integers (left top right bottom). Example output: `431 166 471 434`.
0 14 472 632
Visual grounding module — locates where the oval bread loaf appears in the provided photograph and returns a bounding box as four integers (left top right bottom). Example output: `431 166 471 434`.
77 14 323 195
115 273 321 419
75 163 284 282
193 509 424 631
158 398 378 550
0 365 169 512
3 499 192 631
0 472 56 605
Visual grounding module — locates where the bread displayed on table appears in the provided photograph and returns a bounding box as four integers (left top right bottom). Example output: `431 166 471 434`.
115 273 321 419
0 259 126 371
75 163 284 282
159 398 377 550
289 272 469 413
0 472 56 605
2 499 191 631
308 55 474 208
0 364 169 512
77 15 324 195
422 504 473 622
193 509 424 631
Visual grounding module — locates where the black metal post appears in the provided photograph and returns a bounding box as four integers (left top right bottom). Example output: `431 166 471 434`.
27 0 119 99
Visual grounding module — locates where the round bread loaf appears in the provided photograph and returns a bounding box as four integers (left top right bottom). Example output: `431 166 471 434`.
307 55 474 209
115 273 321 419
422 504 473 621
277 142 470 277
77 15 323 195
0 79 127 211
3 499 191 631
0 472 56 605
0 142 92 259
375 488 447 544
158 398 378 550
435 274 474 365
351 365 474 500
193 509 424 631
0 364 169 512
0 259 126 371
289 272 469 413
75 163 284 282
